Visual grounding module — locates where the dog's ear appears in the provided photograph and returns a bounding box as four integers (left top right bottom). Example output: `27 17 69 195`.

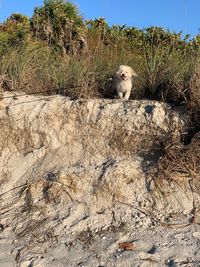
131 68 138 77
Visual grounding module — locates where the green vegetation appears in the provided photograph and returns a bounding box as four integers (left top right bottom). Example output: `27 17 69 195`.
31 0 86 54
0 1 199 100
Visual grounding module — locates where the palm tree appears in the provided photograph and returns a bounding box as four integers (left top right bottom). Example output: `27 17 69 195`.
31 0 87 54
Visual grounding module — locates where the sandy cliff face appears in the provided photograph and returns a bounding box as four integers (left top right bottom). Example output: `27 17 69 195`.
0 93 200 267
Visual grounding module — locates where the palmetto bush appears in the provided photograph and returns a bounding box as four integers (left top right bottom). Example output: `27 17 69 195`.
31 0 87 54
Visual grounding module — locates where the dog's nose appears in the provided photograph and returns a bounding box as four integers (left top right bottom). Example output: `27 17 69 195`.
121 73 125 77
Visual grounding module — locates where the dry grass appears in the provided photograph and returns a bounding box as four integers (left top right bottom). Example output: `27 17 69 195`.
142 42 195 103
0 41 196 104
147 60 200 193
148 132 200 189
0 32 197 107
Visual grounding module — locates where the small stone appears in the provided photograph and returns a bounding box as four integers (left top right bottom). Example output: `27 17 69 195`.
193 232 200 239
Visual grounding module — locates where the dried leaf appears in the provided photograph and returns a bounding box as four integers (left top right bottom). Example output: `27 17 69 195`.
118 242 135 251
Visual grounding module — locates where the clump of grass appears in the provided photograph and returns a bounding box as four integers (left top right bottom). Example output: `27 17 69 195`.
0 42 51 93
0 39 142 98
142 41 196 103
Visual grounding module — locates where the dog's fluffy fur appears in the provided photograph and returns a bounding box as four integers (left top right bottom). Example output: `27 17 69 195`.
115 65 137 100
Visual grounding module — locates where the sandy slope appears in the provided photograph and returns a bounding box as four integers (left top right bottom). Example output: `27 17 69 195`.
0 92 200 267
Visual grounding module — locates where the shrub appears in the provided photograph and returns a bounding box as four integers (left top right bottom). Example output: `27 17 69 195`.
31 0 87 54
142 41 196 103
0 13 30 48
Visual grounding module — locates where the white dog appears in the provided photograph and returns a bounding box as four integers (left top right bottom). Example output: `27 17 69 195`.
115 65 137 100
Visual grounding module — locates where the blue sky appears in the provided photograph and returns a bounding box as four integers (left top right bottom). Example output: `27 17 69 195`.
0 0 199 38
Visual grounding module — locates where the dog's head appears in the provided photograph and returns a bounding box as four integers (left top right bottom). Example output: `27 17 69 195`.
116 65 137 81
